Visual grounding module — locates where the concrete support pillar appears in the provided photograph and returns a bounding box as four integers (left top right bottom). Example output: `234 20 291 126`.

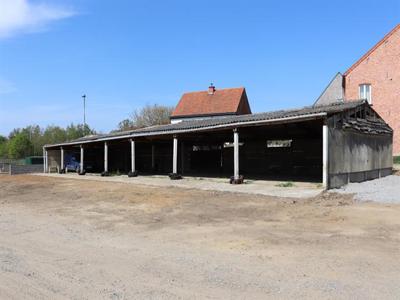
104 142 108 173
322 124 328 189
172 135 178 174
60 147 64 170
80 145 84 173
43 147 48 173
233 129 239 179
130 139 135 173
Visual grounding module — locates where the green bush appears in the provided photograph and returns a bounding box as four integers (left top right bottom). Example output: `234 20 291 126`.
394 156 400 164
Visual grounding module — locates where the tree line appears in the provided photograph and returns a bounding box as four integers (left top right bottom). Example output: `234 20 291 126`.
0 104 174 159
0 124 95 159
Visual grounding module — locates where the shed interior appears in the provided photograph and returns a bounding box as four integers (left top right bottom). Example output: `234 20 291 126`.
55 119 323 182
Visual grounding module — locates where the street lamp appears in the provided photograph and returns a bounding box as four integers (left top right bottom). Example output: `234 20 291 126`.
82 94 86 134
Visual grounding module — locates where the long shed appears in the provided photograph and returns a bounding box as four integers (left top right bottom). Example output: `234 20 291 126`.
44 100 392 189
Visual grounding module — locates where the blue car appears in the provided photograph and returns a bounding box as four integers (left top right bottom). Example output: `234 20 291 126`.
65 154 80 172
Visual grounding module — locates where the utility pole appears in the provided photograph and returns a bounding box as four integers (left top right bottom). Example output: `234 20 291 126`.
82 94 86 135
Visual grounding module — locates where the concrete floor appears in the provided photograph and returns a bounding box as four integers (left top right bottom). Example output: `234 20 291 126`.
35 173 323 198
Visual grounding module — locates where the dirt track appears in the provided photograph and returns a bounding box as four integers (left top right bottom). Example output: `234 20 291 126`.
0 175 400 299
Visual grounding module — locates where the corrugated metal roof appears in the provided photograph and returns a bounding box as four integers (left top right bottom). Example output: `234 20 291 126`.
46 100 366 147
342 118 393 135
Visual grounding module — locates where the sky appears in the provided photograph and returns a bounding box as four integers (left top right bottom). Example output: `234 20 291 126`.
0 0 399 136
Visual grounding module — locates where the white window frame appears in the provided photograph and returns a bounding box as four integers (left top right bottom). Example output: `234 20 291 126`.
267 139 292 148
359 84 372 104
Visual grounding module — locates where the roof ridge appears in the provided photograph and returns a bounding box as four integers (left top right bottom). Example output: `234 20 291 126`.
182 87 244 95
344 24 400 76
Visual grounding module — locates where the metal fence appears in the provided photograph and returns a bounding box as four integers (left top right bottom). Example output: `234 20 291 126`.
0 158 45 175
0 163 10 174
0 159 25 165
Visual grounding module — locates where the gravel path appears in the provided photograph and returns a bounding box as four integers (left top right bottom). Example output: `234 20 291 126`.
334 175 400 203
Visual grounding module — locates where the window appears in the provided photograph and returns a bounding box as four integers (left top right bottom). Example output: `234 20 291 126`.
267 140 292 148
192 145 221 151
359 84 372 104
223 142 244 148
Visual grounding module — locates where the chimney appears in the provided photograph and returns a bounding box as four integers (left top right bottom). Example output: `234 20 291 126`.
208 83 216 95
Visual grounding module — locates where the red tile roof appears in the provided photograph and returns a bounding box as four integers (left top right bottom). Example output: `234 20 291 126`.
171 87 251 118
344 24 400 76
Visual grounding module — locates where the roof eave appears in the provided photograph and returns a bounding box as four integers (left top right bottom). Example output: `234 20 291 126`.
44 112 327 149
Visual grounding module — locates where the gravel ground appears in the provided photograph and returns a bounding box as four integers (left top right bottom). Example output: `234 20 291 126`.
334 175 400 203
1 175 400 299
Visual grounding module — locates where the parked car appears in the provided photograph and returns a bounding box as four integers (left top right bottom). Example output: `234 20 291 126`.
65 154 80 172
64 154 94 172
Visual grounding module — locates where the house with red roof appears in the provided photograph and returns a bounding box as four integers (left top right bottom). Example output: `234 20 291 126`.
170 84 252 123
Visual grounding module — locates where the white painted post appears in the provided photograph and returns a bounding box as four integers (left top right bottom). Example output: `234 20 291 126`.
322 124 328 189
131 139 135 172
45 150 48 173
80 145 84 173
151 144 155 170
43 147 46 173
233 129 239 179
60 147 64 170
173 136 178 174
104 142 108 172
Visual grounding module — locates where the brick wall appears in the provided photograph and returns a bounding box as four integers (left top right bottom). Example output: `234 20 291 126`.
344 28 400 155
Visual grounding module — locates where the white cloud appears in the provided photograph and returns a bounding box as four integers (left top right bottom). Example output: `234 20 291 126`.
0 0 75 38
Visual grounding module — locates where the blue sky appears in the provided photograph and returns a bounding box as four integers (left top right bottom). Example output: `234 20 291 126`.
0 0 399 135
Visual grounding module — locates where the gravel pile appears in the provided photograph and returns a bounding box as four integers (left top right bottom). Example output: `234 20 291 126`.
334 175 400 203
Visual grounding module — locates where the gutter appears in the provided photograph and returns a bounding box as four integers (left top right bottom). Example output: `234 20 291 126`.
44 112 327 148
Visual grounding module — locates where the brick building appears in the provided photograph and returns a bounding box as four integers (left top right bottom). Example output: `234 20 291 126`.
315 24 400 155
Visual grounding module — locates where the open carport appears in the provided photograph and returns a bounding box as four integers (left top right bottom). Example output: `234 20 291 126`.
44 100 393 189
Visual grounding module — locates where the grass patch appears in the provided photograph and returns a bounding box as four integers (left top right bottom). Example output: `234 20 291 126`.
109 170 123 176
394 156 400 164
276 181 295 188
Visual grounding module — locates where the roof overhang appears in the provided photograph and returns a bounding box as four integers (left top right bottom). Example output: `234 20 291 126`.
44 112 327 149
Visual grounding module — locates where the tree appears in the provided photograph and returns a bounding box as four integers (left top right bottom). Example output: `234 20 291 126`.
117 104 174 131
1 124 97 159
42 126 67 146
0 135 8 158
8 132 33 159
66 123 96 140
117 119 135 132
